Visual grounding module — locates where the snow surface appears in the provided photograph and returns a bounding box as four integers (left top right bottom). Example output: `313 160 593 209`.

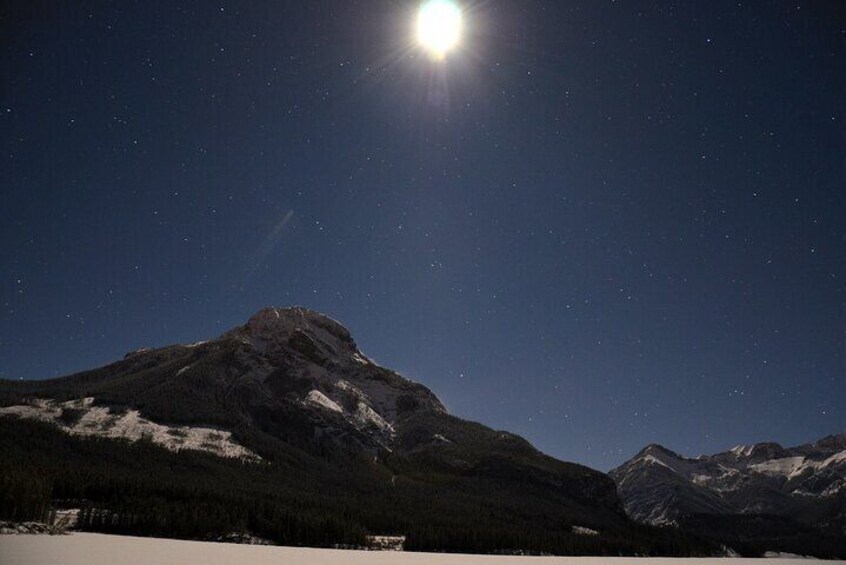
352 352 372 365
353 401 394 435
762 552 819 559
571 526 599 536
301 382 395 441
749 456 806 478
750 452 846 480
0 398 260 461
642 454 674 470
0 533 827 565
730 445 755 458
306 390 343 413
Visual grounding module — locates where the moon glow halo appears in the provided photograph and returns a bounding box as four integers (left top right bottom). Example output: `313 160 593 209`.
416 0 462 60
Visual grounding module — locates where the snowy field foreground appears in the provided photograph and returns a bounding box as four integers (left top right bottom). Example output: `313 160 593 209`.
0 533 836 565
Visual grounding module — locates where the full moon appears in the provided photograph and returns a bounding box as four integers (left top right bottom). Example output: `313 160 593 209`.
416 0 462 60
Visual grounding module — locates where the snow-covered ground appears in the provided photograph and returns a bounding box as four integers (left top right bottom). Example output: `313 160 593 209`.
0 533 827 565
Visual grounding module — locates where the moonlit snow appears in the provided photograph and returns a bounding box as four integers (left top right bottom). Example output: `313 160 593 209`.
0 534 822 565
0 398 259 461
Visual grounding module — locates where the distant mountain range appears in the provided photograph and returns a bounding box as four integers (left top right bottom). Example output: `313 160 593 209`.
0 306 843 557
610 434 846 557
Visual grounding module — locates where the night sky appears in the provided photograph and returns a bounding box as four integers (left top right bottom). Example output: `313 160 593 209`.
2 1 844 471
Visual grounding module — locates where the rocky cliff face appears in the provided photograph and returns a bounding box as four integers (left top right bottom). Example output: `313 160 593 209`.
226 307 447 451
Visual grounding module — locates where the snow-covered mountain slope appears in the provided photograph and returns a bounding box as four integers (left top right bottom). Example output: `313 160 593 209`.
0 397 259 461
609 435 846 533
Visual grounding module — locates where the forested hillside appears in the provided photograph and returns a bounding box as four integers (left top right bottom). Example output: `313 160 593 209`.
0 417 714 555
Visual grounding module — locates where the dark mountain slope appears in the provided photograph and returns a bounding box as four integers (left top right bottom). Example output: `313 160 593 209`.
0 307 711 555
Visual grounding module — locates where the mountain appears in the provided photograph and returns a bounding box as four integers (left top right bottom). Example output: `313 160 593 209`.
0 307 706 555
610 436 846 557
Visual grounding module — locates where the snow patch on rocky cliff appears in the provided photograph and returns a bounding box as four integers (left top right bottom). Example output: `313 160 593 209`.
306 390 343 413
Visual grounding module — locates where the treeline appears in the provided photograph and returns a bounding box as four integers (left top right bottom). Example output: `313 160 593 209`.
0 463 52 522
0 417 720 555
403 519 715 556
0 418 367 547
76 501 366 547
677 513 846 560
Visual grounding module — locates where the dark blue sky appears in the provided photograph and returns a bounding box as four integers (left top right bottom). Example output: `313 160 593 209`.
2 1 843 471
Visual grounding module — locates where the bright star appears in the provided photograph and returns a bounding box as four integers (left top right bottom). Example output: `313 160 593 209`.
417 0 462 60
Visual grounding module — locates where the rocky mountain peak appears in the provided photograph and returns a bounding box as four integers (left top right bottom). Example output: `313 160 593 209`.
243 307 358 363
237 306 448 438
814 432 846 451
728 441 787 461
747 441 787 461
635 443 680 461
247 307 355 344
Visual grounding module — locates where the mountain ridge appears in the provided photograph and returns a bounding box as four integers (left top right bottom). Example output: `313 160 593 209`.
2 306 679 555
609 433 846 558
610 433 846 530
